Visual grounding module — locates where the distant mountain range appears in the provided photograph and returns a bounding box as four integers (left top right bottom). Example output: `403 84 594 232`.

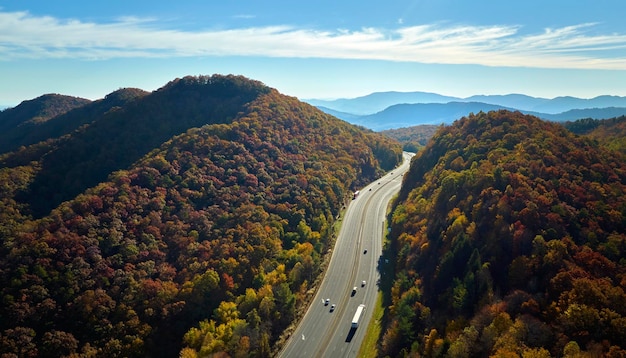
305 92 626 130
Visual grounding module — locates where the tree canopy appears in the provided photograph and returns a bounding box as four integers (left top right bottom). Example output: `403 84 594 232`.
382 110 626 357
0 75 402 357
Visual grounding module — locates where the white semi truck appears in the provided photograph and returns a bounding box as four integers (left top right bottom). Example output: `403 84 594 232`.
351 304 366 328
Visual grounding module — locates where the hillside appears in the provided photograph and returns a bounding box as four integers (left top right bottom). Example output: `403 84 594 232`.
564 116 626 155
380 125 440 152
0 88 149 155
3 77 274 218
0 75 402 357
0 94 91 141
381 110 626 356
381 115 626 155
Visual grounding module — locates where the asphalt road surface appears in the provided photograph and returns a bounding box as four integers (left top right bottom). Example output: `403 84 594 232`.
279 152 414 358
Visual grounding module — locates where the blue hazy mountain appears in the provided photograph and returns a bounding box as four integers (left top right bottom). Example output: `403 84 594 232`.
306 91 626 115
341 103 626 131
464 94 550 112
535 107 626 122
305 91 460 115
306 91 626 130
350 102 513 130
528 95 626 114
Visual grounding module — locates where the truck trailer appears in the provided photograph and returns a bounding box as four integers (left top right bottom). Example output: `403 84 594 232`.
351 304 366 328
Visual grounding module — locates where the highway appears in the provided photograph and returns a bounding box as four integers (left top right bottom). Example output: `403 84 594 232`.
279 151 414 358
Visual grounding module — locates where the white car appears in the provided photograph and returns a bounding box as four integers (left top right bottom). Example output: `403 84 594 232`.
330 304 336 312
325 298 330 305
362 280 366 287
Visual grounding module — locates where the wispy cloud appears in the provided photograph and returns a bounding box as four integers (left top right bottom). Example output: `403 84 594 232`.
2 10 626 70
233 14 256 19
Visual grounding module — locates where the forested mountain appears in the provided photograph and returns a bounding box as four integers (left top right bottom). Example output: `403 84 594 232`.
0 93 91 126
380 125 440 153
381 110 626 356
0 75 402 357
0 94 91 143
4 77 274 218
381 115 626 156
564 116 626 155
0 88 148 155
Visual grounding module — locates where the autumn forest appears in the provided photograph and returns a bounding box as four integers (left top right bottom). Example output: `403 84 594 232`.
1 75 626 357
383 111 626 357
0 75 401 356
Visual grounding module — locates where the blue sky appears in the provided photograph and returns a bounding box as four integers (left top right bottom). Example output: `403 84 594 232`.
2 0 626 107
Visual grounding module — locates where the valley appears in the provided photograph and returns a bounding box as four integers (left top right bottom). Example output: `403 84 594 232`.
280 152 413 358
1 76 626 357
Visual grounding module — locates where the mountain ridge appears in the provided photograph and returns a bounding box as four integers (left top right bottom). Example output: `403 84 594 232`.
356 101 515 129
305 91 460 115
317 101 626 131
381 110 626 356
0 88 149 154
0 74 402 357
305 91 626 114
9 75 274 218
0 93 91 132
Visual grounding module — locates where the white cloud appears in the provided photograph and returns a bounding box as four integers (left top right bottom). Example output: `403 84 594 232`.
233 14 256 19
1 10 626 70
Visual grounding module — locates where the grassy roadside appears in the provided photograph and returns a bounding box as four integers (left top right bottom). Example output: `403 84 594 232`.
357 292 385 358
358 194 398 358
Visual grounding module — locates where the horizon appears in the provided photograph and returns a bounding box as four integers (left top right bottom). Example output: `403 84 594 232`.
4 86 626 110
2 1 626 106
4 85 626 111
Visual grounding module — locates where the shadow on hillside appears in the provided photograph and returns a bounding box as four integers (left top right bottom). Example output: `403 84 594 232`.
17 76 267 218
375 212 398 350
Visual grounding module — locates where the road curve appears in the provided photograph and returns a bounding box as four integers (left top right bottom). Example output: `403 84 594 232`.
279 152 414 358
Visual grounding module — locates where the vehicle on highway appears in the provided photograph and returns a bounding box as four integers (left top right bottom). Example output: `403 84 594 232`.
351 287 357 296
351 304 366 328
363 249 367 254
330 304 336 312
277 152 414 356
362 280 366 287
325 298 330 305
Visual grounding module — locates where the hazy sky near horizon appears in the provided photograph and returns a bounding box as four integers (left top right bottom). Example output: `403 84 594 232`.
2 0 626 106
